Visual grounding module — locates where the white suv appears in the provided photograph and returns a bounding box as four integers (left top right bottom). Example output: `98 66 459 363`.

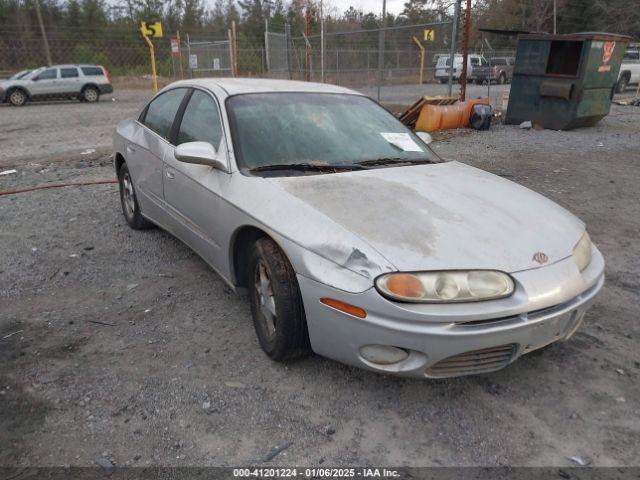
0 64 113 106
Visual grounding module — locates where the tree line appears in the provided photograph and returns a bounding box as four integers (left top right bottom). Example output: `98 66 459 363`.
0 0 637 74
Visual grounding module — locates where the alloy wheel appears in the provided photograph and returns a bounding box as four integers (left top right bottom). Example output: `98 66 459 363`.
122 172 136 218
254 260 277 340
9 91 25 106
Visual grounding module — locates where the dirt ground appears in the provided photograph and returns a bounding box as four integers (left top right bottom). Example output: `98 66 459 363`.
0 89 639 469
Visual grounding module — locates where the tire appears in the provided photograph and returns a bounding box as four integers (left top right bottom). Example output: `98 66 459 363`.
439 78 447 84
498 72 506 85
118 163 153 230
82 86 100 103
616 75 629 94
248 237 310 361
8 89 27 107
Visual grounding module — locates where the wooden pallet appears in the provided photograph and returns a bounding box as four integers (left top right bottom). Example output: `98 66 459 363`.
399 96 459 128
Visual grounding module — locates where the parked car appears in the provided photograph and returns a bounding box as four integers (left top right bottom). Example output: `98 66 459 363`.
113 78 604 378
0 64 113 106
473 56 515 84
434 54 486 83
616 45 640 93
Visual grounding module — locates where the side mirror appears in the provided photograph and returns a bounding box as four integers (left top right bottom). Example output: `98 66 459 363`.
416 131 433 144
174 141 227 171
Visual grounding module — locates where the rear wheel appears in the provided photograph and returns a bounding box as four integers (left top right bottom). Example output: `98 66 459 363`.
248 237 310 361
82 86 100 103
8 89 27 107
497 72 506 85
118 163 153 230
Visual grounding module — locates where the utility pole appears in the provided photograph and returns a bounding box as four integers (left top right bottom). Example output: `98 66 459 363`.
231 21 238 77
320 0 325 82
447 0 461 97
264 19 270 72
459 0 471 101
553 0 557 34
34 0 52 66
376 0 387 102
305 8 311 81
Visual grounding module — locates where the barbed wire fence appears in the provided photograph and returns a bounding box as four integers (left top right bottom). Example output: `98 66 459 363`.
0 20 517 104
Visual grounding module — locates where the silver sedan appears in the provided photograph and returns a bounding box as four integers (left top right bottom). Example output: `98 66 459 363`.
113 78 604 378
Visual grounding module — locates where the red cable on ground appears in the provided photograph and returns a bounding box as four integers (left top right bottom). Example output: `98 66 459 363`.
0 179 118 197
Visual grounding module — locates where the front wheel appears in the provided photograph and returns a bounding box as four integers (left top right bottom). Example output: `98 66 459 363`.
8 89 27 106
248 237 310 361
497 73 506 85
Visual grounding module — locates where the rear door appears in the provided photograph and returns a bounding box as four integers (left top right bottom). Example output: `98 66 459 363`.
30 68 59 96
128 88 188 216
59 67 81 94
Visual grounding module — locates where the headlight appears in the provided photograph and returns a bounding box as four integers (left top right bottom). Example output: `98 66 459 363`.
375 270 514 303
572 232 592 272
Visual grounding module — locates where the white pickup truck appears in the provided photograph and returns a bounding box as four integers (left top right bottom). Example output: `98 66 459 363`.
617 46 640 93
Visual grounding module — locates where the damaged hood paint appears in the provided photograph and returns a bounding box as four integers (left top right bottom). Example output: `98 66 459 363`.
268 161 585 274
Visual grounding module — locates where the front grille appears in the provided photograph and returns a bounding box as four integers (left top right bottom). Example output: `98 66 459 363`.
426 344 517 377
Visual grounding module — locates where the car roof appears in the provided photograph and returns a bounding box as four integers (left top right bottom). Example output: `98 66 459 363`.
165 78 362 97
39 64 101 69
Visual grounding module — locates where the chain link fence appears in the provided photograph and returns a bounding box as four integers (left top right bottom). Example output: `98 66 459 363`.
0 21 517 105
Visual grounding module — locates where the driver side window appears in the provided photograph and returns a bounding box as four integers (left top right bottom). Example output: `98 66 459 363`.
36 68 58 80
176 90 223 148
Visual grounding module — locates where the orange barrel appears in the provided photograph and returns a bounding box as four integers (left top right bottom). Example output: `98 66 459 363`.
415 98 490 132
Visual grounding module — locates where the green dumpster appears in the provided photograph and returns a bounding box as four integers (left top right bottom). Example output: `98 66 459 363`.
506 32 630 130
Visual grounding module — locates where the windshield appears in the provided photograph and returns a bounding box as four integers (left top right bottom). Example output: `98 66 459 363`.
10 70 31 80
226 93 440 174
22 67 44 80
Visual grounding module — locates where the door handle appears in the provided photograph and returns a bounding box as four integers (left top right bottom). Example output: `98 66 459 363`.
166 169 175 179
126 144 136 154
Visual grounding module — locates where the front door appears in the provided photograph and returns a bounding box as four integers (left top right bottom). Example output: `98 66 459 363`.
162 89 228 270
30 68 59 96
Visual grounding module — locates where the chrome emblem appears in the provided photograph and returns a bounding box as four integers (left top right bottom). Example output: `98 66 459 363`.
532 252 549 264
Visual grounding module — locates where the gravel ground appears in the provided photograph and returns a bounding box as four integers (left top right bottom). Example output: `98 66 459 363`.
1 96 639 468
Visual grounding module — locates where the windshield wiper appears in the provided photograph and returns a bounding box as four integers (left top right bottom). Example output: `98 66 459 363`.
355 157 437 167
249 162 366 173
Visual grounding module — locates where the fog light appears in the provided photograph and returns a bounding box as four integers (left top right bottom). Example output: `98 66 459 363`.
359 345 409 365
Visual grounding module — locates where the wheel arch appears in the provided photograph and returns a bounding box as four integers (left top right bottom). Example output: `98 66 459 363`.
6 85 30 99
81 82 99 92
114 152 126 176
230 225 270 288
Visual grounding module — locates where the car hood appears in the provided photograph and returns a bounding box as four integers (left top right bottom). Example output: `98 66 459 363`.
268 161 585 273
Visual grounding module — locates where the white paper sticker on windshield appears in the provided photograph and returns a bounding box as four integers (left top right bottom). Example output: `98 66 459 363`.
380 132 423 152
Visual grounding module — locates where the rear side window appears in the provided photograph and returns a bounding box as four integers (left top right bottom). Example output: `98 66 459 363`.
61 68 79 78
177 90 223 148
142 88 187 140
36 68 57 80
81 67 104 76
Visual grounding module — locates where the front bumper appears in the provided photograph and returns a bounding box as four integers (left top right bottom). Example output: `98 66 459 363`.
0 89 5 102
298 247 605 378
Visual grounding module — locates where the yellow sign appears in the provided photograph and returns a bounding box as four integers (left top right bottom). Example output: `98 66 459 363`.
423 29 435 42
140 21 163 38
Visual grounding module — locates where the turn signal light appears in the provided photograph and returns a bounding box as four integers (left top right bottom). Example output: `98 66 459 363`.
320 298 367 318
